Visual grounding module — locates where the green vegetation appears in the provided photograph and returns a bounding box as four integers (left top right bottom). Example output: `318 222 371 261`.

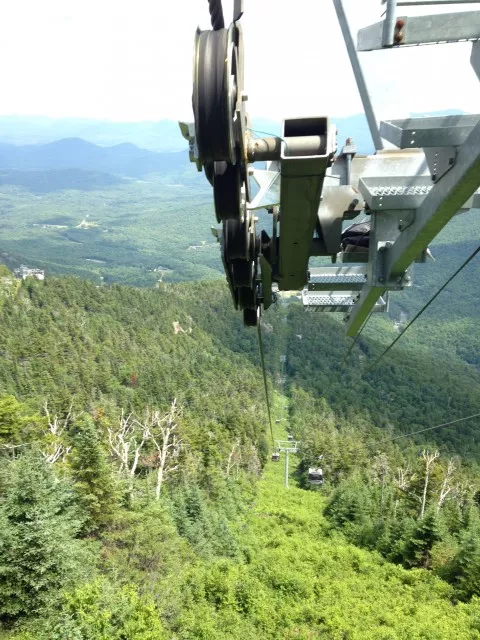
282 207 480 459
290 388 480 599
0 269 479 638
0 173 222 286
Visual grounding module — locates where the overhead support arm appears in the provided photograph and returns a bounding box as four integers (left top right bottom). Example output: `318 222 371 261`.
346 119 480 336
397 0 480 5
358 10 480 49
383 0 398 46
385 119 480 278
471 40 480 81
332 0 384 151
233 0 244 21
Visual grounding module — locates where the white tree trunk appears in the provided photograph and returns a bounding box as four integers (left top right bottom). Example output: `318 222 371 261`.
420 450 439 519
155 436 170 500
437 458 456 513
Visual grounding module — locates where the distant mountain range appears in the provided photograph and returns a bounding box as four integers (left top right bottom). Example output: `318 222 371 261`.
0 109 468 192
0 111 468 154
0 138 189 178
0 117 186 152
0 168 123 193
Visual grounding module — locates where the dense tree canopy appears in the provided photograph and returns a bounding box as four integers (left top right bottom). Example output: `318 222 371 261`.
0 269 479 638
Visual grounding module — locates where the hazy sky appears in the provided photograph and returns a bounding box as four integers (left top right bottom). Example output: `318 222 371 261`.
1 0 480 122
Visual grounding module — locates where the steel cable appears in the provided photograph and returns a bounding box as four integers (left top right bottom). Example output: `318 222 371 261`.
367 412 480 449
208 0 225 29
364 245 480 374
257 322 275 446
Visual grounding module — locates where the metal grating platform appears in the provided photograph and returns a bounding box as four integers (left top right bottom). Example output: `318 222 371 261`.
368 185 431 196
307 265 367 291
302 291 388 313
358 176 434 209
358 176 480 211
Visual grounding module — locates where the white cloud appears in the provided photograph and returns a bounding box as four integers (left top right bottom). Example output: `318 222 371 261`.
1 0 479 121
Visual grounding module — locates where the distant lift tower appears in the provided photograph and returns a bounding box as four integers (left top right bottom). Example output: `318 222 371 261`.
276 439 299 489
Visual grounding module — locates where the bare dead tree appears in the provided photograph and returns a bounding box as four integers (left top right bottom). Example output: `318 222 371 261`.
449 480 476 514
41 401 73 464
0 442 29 460
371 453 390 512
245 443 261 477
393 466 416 493
393 466 417 519
437 458 456 513
142 400 182 500
419 450 440 519
107 410 150 479
225 438 242 478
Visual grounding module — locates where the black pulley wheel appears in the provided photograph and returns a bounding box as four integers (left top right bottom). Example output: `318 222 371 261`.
237 286 256 310
224 218 248 260
193 28 233 162
231 259 254 288
213 161 241 221
243 307 259 327
204 161 215 187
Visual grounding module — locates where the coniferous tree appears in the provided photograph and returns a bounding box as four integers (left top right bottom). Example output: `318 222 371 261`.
69 414 119 532
403 510 443 568
450 511 480 600
0 452 90 623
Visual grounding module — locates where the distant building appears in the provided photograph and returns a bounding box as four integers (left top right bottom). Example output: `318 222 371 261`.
14 265 45 281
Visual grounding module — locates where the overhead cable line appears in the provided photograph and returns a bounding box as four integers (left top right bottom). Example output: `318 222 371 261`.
367 412 480 449
364 245 480 374
208 0 224 29
257 322 275 446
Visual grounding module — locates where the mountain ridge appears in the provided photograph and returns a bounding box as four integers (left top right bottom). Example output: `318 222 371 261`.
0 110 468 153
0 138 190 177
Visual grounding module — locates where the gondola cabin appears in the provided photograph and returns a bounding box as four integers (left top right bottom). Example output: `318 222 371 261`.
308 467 324 485
271 451 280 462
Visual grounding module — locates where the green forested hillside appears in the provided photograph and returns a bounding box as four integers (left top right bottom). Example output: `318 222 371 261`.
388 208 480 367
0 174 220 286
1 271 480 638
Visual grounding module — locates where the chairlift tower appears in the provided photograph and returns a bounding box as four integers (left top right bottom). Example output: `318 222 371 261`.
276 440 300 489
179 0 480 334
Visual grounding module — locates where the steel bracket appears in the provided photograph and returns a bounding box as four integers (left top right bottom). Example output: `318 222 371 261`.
278 117 335 290
424 146 457 182
179 121 202 171
368 210 414 290
397 210 415 232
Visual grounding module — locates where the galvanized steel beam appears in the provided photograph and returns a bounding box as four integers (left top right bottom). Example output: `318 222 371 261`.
379 115 480 149
385 119 480 278
345 285 388 336
278 117 333 291
346 120 480 335
383 0 398 46
358 10 480 49
397 0 480 5
332 0 384 151
472 40 480 81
